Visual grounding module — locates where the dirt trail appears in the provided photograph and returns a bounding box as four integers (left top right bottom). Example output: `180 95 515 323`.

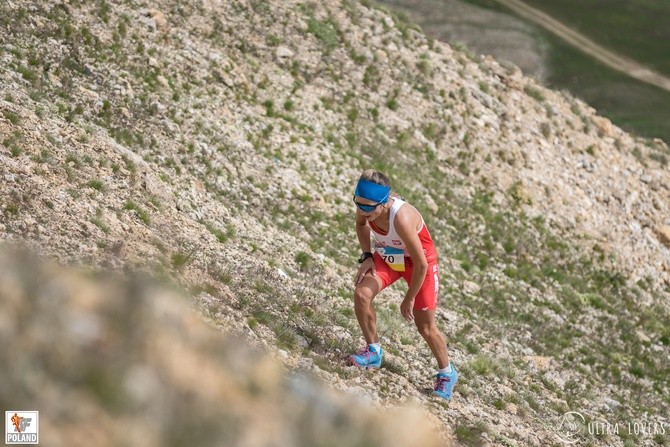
491 0 670 93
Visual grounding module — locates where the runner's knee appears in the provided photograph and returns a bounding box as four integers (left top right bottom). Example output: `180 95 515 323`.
416 322 438 339
354 287 374 306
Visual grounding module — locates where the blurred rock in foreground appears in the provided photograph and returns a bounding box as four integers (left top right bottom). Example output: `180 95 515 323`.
0 249 443 447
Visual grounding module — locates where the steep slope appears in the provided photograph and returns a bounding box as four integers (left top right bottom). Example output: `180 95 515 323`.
0 249 443 447
1 0 669 446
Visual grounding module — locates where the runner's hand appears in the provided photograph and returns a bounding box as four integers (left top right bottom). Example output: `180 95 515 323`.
400 298 414 321
356 258 376 284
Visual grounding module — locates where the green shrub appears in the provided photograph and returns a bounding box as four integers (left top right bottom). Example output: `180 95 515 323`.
524 85 545 102
91 216 110 234
307 18 339 53
295 251 310 271
124 201 150 224
87 179 105 191
171 251 193 270
454 422 487 446
3 110 20 124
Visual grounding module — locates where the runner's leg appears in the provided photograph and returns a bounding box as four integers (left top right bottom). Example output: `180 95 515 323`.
353 275 382 344
414 309 450 369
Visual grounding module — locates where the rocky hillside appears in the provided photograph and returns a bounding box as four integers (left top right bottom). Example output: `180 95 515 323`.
0 249 443 447
1 0 669 446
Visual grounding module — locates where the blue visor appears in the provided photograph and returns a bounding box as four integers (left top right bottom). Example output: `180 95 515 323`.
354 179 390 204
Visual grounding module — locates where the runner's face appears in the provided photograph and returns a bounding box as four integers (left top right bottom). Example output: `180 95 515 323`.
354 196 385 220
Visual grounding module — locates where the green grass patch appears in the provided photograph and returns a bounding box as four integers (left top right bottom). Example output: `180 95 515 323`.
90 216 109 234
123 200 150 224
87 179 105 191
205 223 235 243
454 421 487 447
3 109 20 124
171 251 193 270
306 18 339 53
524 85 545 102
294 251 310 271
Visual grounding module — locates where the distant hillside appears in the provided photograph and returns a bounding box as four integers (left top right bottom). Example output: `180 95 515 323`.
1 0 669 446
379 0 670 144
506 0 670 75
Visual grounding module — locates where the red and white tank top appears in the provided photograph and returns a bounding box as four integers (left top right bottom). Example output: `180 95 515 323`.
368 198 437 271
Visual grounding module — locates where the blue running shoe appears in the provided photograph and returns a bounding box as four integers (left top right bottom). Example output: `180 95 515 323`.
349 345 383 369
433 366 458 399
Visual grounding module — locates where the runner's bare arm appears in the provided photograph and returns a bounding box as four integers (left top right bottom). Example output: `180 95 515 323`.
355 213 376 283
395 207 428 321
355 214 372 252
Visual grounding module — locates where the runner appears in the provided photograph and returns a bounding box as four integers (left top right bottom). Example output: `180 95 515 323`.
349 169 458 399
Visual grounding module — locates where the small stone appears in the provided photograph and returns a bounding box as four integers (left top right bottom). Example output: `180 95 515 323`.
656 225 670 247
275 46 294 59
525 356 552 372
424 194 439 215
374 49 387 62
593 116 613 137
462 280 481 294
636 330 651 343
297 357 313 369
214 69 234 87
148 9 169 33
157 75 169 88
46 72 62 89
78 86 99 100
603 398 621 412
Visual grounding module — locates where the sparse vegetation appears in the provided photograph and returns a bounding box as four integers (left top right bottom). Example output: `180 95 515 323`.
90 208 110 233
455 421 488 447
3 110 20 124
171 251 193 271
1 1 668 444
294 251 310 271
205 223 235 243
540 121 552 139
524 85 545 102
306 17 339 53
124 201 150 224
87 179 105 191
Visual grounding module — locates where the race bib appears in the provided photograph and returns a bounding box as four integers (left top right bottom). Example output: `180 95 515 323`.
375 246 405 272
